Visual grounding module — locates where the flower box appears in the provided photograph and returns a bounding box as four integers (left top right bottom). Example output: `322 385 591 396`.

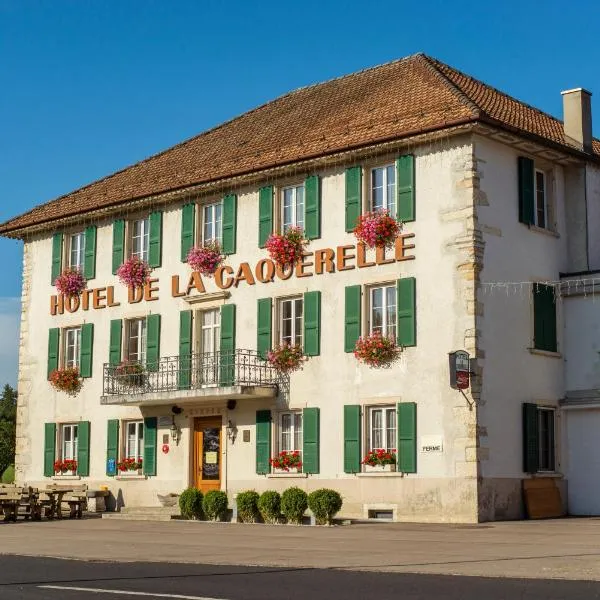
265 227 308 269
269 451 302 472
54 268 87 298
117 457 143 474
353 210 401 249
54 459 78 476
362 449 397 469
187 242 225 277
116 256 152 290
112 361 147 388
267 343 306 374
49 367 82 395
364 464 396 473
354 332 401 368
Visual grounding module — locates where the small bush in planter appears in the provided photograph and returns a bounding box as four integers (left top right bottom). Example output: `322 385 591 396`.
203 490 228 521
307 489 343 525
258 490 281 524
281 487 308 525
1 465 15 484
179 487 203 520
236 490 260 523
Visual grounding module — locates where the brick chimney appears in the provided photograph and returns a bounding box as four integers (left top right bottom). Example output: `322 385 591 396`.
561 88 593 153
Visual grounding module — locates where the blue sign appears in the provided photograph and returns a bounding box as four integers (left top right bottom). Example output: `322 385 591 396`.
107 458 116 476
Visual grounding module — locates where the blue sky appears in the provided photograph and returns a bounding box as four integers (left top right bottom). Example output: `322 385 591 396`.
1 0 599 386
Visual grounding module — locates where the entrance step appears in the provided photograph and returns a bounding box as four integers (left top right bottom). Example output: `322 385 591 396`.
102 506 180 521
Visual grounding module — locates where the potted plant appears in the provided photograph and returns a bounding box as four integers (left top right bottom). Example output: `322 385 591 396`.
53 459 78 476
362 449 397 472
49 367 82 395
353 331 401 368
353 210 401 249
186 241 225 277
265 226 308 269
267 343 307 374
269 450 303 473
113 361 147 387
54 268 87 298
116 256 152 290
117 457 143 475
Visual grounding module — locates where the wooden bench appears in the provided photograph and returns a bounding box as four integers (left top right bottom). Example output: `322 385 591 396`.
0 487 26 522
47 484 88 518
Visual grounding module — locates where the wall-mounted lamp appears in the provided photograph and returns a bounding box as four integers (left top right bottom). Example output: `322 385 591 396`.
226 419 238 443
170 406 182 445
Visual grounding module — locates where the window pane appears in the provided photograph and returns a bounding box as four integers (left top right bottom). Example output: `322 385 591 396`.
283 189 294 231
214 203 222 243
281 413 291 451
371 409 383 449
536 171 546 229
203 205 214 243
371 168 384 211
386 165 396 215
371 288 383 333
294 413 302 453
294 299 303 346
295 186 304 230
386 286 397 338
386 409 396 452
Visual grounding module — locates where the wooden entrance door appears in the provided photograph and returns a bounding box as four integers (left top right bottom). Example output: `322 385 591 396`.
193 417 222 494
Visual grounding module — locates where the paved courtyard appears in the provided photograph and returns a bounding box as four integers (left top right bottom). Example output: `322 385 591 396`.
1 517 600 581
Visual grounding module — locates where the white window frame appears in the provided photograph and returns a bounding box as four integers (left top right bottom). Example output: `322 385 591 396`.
67 231 86 271
197 308 221 354
201 201 223 245
126 318 147 364
62 326 82 369
367 406 397 454
280 184 305 232
60 423 78 462
534 169 548 229
369 164 396 215
537 407 556 472
278 296 303 346
368 284 397 340
130 217 150 262
123 420 144 461
278 411 303 454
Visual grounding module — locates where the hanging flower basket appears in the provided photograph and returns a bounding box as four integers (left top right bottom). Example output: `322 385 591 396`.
362 449 397 467
353 331 401 368
49 367 82 395
54 268 87 298
353 210 401 249
117 457 143 473
265 226 308 269
267 343 307 374
113 361 147 387
116 256 152 290
53 459 78 475
186 241 225 277
269 451 302 472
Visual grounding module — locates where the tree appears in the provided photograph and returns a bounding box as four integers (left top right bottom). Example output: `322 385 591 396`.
0 384 17 475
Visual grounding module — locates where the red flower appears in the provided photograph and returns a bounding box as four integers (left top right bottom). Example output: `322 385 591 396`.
269 451 303 471
353 210 401 249
265 227 308 269
354 331 400 368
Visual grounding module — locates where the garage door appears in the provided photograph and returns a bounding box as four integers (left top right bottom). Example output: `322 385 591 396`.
567 408 600 515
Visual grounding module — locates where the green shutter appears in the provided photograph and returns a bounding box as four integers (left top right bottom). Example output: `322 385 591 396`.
51 233 63 283
534 284 557 352
143 417 157 476
109 319 122 366
222 194 237 255
257 298 272 360
345 167 362 232
79 323 94 378
148 210 162 268
181 203 196 262
47 328 60 379
523 403 539 473
344 405 361 473
112 219 125 275
305 175 321 239
44 423 56 477
303 291 321 356
146 314 161 372
83 225 97 279
397 155 415 222
302 407 320 474
179 310 193 390
77 421 90 477
518 156 535 225
344 285 361 353
219 304 236 385
106 419 119 476
397 277 416 347
397 402 417 474
258 186 273 248
256 410 271 475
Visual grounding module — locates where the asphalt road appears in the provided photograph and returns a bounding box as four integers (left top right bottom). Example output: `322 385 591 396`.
1 556 600 600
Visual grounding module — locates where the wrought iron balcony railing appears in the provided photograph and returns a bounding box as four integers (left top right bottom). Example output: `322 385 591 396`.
102 349 283 396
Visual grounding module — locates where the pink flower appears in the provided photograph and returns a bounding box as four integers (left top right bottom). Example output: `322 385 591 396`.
54 268 86 298
116 256 152 290
353 210 401 249
267 342 307 374
354 331 400 368
187 242 225 277
265 227 308 269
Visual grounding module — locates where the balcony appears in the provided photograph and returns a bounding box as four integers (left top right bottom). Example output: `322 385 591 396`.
101 349 285 406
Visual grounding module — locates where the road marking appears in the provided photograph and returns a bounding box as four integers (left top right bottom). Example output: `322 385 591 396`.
38 586 225 600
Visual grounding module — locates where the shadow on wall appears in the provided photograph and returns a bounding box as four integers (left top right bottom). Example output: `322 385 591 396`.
104 489 124 512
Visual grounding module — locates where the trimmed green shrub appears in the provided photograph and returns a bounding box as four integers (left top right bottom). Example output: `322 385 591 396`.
236 490 260 523
203 490 228 521
281 487 308 524
1 464 14 484
179 487 203 520
258 490 281 524
308 489 342 525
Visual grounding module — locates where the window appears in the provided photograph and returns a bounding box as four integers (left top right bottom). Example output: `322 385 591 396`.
279 412 302 453
279 297 303 346
370 165 396 215
60 423 78 461
533 283 557 352
281 184 304 232
124 421 144 461
202 202 222 245
369 285 397 339
199 309 220 354
126 318 147 363
535 170 547 229
538 408 556 472
63 327 81 369
68 232 86 271
130 217 150 261
367 406 396 453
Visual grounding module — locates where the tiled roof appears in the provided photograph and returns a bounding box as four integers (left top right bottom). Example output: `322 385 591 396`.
1 53 596 236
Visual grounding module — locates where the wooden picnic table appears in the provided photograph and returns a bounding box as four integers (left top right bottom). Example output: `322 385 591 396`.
38 488 73 519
